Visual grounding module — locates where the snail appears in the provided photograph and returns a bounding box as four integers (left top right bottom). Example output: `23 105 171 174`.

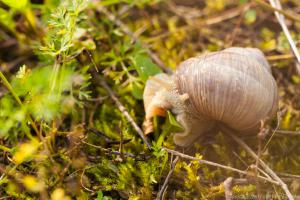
143 47 278 147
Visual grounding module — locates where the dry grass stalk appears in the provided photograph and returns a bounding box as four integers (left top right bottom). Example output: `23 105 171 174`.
268 0 300 74
156 156 179 200
162 147 279 185
226 130 295 200
98 79 152 149
224 177 233 200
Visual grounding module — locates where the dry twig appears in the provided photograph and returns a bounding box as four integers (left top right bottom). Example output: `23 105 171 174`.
146 4 250 43
224 177 233 200
268 0 300 74
278 172 300 179
254 0 300 22
81 168 94 192
226 131 295 200
275 130 300 136
162 147 279 185
88 60 151 149
266 54 294 61
98 79 151 149
82 137 147 160
256 121 269 199
156 156 179 200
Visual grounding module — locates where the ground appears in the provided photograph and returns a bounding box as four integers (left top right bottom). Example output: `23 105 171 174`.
0 0 300 199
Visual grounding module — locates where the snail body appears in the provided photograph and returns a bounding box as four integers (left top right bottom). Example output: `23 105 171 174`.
143 47 278 146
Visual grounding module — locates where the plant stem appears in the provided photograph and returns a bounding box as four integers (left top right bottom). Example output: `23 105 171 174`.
0 71 22 105
0 145 11 152
0 71 40 138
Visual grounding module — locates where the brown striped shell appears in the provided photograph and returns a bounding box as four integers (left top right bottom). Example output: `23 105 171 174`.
143 47 278 146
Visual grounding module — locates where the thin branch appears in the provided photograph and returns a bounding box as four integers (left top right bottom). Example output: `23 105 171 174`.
81 140 147 160
87 128 131 145
224 177 233 200
275 130 300 136
0 38 17 50
225 4 249 47
268 0 300 74
86 49 151 149
225 130 294 200
81 168 94 192
145 4 249 43
251 165 273 181
256 122 266 200
156 156 179 200
162 147 279 185
97 78 151 149
263 112 281 153
232 178 257 185
266 54 294 61
277 172 300 179
254 0 300 22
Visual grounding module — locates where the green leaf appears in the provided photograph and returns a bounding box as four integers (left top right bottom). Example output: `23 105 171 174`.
156 111 183 147
260 28 275 40
131 82 144 100
0 7 15 30
96 191 104 200
81 39 96 50
167 111 183 130
99 0 121 6
259 39 276 51
292 75 300 84
1 0 28 10
244 9 256 25
239 0 248 4
132 54 162 82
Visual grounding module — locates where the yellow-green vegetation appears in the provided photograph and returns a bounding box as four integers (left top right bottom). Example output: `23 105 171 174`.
0 0 300 199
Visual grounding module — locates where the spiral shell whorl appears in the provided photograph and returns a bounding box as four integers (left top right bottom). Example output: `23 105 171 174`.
174 48 278 132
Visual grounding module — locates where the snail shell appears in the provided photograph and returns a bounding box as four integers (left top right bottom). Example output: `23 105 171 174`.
143 47 278 146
